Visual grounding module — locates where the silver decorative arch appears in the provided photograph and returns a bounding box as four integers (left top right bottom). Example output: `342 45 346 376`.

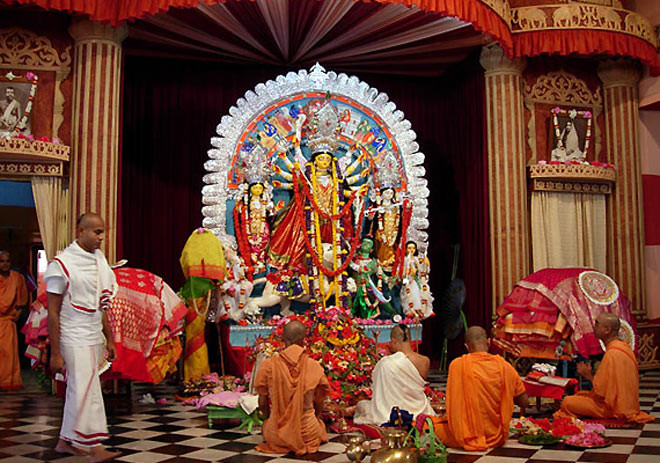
201 64 430 250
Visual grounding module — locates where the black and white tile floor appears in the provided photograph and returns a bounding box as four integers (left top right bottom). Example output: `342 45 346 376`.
1 370 659 463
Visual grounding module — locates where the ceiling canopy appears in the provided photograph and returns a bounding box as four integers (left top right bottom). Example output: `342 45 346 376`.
125 0 492 76
2 0 659 75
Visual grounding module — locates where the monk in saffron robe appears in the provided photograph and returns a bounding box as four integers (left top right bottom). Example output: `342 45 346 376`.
254 320 330 455
0 250 27 390
555 312 654 424
431 326 529 451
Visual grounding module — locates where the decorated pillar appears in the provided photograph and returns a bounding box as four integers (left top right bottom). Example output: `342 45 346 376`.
68 18 127 262
598 58 646 318
480 43 529 315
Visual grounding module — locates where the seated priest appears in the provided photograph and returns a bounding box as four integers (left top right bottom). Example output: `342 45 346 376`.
430 326 529 451
555 312 654 424
254 320 330 455
352 324 435 425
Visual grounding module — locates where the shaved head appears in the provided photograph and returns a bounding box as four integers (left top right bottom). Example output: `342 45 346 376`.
283 320 306 346
598 312 621 332
595 312 621 343
391 324 410 343
77 212 104 229
0 250 10 275
465 326 489 352
76 212 105 253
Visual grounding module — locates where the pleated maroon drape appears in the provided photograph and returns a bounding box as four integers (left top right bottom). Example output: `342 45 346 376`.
120 53 489 360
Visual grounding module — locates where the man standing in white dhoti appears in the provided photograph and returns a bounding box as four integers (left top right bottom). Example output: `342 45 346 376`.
352 324 435 425
46 213 121 462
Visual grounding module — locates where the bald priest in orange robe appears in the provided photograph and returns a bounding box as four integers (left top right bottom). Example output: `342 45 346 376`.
431 326 529 451
0 250 28 390
555 312 654 424
254 320 331 455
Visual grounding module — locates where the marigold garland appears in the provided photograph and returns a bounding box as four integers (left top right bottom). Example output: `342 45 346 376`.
298 171 358 220
294 175 366 278
233 204 255 279
392 199 413 278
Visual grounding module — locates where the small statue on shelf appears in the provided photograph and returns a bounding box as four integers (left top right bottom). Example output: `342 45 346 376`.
400 241 434 319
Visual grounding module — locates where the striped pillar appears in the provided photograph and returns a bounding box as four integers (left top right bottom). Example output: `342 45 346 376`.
68 18 127 263
480 44 529 316
598 59 646 318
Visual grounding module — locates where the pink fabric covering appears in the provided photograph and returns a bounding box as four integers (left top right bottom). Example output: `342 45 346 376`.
497 268 633 358
195 391 244 409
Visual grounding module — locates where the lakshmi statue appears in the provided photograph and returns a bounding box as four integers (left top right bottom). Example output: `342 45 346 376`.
367 151 412 275
267 98 369 308
401 241 434 318
233 146 274 278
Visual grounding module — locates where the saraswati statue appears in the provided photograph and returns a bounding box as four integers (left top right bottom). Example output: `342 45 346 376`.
201 63 433 320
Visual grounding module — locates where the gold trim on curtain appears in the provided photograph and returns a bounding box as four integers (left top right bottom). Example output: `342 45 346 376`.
531 191 606 272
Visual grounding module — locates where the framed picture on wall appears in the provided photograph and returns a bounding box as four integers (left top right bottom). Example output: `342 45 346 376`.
550 107 592 162
0 71 38 138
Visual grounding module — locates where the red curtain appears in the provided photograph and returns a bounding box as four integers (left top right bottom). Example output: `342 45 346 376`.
2 0 512 53
514 29 660 77
4 0 659 72
120 54 490 360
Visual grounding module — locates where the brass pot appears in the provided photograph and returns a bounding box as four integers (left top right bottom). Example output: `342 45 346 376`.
344 435 369 462
371 428 417 463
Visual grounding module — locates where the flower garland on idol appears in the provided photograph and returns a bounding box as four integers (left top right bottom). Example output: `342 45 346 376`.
391 199 413 278
293 167 366 309
233 205 255 279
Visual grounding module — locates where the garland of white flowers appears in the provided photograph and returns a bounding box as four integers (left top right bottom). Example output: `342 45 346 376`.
551 107 592 155
2 71 38 137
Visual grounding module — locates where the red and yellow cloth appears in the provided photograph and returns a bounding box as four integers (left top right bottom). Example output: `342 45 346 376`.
106 267 187 382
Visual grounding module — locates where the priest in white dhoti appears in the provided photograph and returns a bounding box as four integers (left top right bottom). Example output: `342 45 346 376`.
45 213 121 463
353 324 435 425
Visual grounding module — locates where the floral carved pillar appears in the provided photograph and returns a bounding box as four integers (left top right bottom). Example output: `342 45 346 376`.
68 18 127 263
598 58 646 318
480 43 529 315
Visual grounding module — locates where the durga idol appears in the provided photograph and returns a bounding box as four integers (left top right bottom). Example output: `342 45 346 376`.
267 99 369 307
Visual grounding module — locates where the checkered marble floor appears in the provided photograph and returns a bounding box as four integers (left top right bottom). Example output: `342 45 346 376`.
0 371 659 463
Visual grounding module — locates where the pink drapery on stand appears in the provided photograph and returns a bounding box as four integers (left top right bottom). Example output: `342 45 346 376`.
494 268 634 359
